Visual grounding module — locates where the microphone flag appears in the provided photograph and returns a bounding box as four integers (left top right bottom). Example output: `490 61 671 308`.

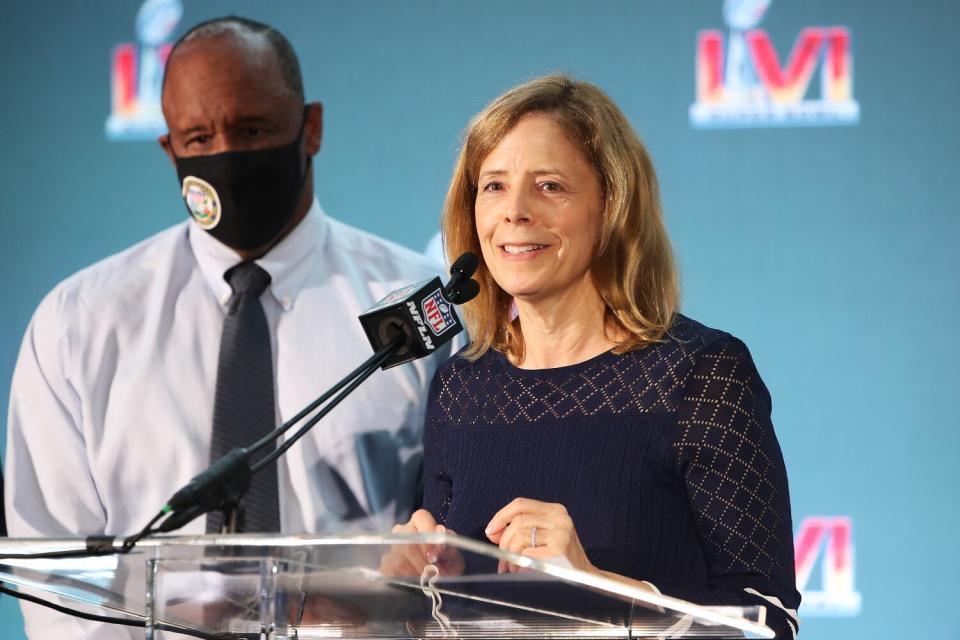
358 276 464 369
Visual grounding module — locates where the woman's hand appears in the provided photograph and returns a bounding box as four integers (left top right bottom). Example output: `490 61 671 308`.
378 509 464 577
485 497 595 574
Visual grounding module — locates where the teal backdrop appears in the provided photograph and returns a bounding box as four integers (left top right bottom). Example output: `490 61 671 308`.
1 1 958 638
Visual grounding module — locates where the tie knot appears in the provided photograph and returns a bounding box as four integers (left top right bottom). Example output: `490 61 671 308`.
225 262 272 297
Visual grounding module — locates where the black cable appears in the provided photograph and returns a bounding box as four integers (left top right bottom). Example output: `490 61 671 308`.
251 334 401 473
0 547 116 561
0 580 228 639
0 512 164 560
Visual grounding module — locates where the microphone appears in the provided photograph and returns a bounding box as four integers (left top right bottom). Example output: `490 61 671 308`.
358 252 479 369
443 251 479 301
445 278 480 305
165 447 251 514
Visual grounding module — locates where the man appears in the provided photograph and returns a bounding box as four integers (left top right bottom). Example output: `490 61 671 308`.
5 16 448 637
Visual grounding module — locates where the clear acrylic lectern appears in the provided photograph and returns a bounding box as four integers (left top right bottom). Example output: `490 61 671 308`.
0 533 774 639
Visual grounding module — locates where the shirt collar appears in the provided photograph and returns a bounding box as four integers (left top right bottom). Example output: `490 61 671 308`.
188 197 328 311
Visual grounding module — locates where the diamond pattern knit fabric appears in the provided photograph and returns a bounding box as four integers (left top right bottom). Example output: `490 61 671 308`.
423 314 801 637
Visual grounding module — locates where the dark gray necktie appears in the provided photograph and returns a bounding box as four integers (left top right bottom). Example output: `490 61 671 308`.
206 262 280 533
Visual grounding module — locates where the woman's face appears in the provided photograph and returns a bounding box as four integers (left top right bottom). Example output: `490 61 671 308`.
474 113 603 306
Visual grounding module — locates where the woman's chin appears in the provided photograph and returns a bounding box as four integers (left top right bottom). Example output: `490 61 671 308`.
503 288 549 306
492 270 550 300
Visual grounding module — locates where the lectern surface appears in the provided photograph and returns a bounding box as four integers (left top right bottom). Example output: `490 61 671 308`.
0 533 773 639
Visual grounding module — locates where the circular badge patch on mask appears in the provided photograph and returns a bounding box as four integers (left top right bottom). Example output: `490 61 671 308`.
181 176 221 230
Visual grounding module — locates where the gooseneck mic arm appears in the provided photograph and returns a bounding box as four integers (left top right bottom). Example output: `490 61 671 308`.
153 253 481 534
250 332 403 473
157 333 405 534
155 332 404 533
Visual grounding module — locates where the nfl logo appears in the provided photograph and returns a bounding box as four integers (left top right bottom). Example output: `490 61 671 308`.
421 289 455 336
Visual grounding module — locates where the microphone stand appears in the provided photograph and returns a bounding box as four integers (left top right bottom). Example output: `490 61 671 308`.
176 259 480 533
157 332 406 534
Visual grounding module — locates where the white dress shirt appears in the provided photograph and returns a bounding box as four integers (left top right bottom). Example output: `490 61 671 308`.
4 199 451 637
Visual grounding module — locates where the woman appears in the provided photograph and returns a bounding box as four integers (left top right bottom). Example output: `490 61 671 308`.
394 75 800 638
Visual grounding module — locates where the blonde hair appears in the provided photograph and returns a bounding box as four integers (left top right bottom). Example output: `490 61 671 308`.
443 74 679 361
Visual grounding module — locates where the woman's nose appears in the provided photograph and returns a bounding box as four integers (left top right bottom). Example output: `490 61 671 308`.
503 189 533 224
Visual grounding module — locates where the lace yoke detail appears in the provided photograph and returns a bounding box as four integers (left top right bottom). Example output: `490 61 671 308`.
432 324 708 426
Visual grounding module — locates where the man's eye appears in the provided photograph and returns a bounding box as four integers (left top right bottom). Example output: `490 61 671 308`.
186 134 211 147
243 126 261 137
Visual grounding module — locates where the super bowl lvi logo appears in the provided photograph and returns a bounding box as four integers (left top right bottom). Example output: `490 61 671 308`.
794 516 862 617
105 0 183 141
690 0 860 128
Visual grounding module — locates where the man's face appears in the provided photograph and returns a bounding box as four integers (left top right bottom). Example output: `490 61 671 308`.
160 33 305 159
158 31 323 258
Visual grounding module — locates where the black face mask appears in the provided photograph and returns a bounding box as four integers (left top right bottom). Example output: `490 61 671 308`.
173 111 310 251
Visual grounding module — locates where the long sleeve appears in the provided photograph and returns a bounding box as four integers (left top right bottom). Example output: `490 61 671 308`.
673 336 801 638
3 287 128 639
5 286 106 538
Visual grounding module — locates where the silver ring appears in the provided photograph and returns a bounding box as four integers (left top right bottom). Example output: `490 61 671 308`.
530 526 538 548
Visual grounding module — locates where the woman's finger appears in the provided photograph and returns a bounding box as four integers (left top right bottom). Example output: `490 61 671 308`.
379 549 419 577
498 522 557 572
494 512 557 549
505 524 537 573
408 509 439 533
435 543 466 576
486 497 559 539
402 509 439 561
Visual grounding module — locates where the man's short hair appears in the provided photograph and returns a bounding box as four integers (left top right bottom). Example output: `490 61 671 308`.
163 16 304 102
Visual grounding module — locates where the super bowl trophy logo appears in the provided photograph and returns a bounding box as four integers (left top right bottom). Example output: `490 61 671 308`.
105 0 183 141
721 0 771 104
690 0 859 128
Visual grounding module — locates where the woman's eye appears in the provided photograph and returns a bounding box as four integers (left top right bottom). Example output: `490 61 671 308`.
540 181 563 192
482 181 504 192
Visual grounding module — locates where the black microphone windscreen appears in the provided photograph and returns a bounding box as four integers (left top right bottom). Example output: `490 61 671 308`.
449 252 479 279
448 279 480 304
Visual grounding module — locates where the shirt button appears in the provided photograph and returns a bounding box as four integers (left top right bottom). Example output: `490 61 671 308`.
219 293 230 305
282 297 292 309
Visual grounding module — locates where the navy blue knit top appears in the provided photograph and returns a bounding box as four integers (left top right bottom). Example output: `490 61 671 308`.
423 315 801 638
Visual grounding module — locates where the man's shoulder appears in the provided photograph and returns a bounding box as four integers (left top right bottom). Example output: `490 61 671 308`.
38 223 190 317
324 216 444 281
